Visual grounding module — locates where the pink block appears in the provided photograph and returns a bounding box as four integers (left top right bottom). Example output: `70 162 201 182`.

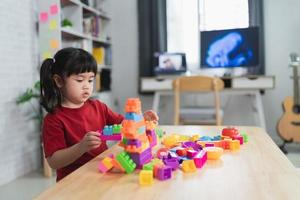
193 150 207 168
100 134 122 141
98 162 110 173
186 149 198 159
39 12 48 23
50 4 58 15
233 135 244 145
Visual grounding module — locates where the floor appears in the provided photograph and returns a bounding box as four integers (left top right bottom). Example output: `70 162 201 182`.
0 143 299 200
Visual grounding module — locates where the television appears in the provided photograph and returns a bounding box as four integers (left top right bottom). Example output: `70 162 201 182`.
153 52 187 75
200 27 262 75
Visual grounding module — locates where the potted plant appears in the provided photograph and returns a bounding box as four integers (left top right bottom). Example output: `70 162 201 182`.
16 80 52 177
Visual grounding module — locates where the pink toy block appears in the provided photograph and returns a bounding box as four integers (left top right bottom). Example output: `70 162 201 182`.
193 150 207 168
233 135 244 145
100 134 122 141
98 157 113 173
186 149 198 159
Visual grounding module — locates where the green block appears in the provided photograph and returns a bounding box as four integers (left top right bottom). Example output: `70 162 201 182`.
116 151 136 174
143 163 153 171
241 132 249 143
155 128 164 138
113 124 122 134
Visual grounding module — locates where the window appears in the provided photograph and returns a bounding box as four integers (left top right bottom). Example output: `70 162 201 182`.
167 0 249 69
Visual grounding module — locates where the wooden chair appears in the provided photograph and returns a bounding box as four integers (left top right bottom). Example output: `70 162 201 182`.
173 75 224 125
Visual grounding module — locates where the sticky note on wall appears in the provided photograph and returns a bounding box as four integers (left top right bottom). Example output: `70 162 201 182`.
49 20 58 30
50 4 58 15
50 39 59 49
39 12 48 23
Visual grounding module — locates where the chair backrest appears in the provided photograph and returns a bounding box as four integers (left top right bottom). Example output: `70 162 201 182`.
173 75 224 125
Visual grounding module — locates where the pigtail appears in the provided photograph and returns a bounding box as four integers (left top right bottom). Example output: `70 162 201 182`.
40 58 61 113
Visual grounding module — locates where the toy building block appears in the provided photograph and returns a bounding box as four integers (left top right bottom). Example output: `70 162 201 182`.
199 136 212 141
156 166 172 180
176 147 187 157
233 135 244 145
186 149 198 159
223 138 232 149
156 147 169 159
229 140 240 151
137 126 146 134
182 141 202 151
241 132 249 143
127 139 142 147
124 98 142 113
143 163 154 171
168 151 179 160
153 163 165 178
103 125 113 135
222 127 239 138
212 135 222 141
111 158 125 172
115 151 136 174
100 134 122 141
125 112 143 121
130 147 152 166
190 134 200 142
205 142 215 147
193 150 207 168
181 160 197 173
112 124 122 134
213 140 225 149
139 170 153 186
98 157 113 173
163 158 179 170
203 147 223 160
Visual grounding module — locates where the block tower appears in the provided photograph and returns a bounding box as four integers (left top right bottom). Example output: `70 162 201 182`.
119 98 153 168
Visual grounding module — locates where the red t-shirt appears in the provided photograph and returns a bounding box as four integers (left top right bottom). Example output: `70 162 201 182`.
42 99 124 181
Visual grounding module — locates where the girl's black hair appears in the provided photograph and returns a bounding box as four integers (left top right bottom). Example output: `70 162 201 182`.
40 47 97 113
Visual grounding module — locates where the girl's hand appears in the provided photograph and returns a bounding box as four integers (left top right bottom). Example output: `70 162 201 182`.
143 110 159 123
79 131 101 153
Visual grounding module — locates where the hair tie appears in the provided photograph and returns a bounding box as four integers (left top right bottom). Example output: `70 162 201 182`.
52 58 56 63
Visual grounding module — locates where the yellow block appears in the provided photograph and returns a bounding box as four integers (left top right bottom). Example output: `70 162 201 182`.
181 160 197 173
229 140 240 151
204 147 223 160
139 170 153 186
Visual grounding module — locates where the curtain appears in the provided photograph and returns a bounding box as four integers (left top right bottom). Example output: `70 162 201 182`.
138 0 167 80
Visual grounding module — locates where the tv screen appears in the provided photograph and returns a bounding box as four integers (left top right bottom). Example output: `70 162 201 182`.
200 27 259 69
154 52 187 75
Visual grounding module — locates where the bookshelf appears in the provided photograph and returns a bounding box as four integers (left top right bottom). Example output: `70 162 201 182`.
38 0 112 93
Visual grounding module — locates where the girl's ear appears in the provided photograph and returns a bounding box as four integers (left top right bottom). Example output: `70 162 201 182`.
53 74 64 88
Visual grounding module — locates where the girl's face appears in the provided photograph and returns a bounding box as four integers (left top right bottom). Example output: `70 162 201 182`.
60 72 95 108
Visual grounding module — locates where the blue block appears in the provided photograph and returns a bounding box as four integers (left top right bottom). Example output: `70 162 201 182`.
199 136 212 141
103 125 113 135
125 112 143 121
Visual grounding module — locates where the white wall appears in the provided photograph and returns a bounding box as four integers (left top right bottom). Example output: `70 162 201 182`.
111 0 139 113
0 0 40 186
263 0 300 143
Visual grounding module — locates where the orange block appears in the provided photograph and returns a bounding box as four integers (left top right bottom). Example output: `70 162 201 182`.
125 98 141 113
181 160 197 173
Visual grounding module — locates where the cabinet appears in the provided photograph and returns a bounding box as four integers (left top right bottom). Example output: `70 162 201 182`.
38 0 112 92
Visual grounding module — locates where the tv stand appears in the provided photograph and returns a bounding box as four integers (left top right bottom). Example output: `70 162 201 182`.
140 75 275 129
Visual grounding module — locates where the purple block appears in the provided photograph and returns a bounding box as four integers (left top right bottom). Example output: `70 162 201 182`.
193 150 207 168
163 158 179 170
157 166 172 180
100 134 122 141
146 130 157 147
205 143 214 147
182 141 202 151
127 139 142 147
129 148 152 166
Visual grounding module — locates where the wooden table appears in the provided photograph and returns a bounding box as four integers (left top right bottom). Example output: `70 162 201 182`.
34 126 300 200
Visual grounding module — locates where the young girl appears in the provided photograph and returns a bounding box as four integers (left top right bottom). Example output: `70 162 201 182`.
40 47 158 181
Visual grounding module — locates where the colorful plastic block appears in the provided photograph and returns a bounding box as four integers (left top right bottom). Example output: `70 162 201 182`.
157 166 172 180
181 160 197 173
222 127 239 138
125 112 143 121
143 163 154 171
103 125 113 135
112 124 122 134
115 151 136 174
130 147 152 166
233 135 244 145
98 157 113 173
186 149 198 159
163 158 179 170
139 170 153 186
100 134 122 141
124 98 141 113
176 148 187 157
157 147 169 159
193 150 207 168
204 147 223 160
229 140 240 151
190 134 200 142
241 132 249 143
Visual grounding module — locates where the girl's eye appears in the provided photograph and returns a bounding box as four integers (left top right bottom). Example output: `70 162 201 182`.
88 79 94 83
76 79 83 82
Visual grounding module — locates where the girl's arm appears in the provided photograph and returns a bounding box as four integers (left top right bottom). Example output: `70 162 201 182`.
47 131 101 169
